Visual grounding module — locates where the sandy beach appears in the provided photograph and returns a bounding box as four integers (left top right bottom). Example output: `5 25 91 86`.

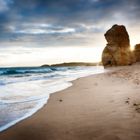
0 64 140 140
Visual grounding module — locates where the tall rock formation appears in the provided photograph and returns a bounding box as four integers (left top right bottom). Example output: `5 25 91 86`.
134 44 140 62
102 24 134 67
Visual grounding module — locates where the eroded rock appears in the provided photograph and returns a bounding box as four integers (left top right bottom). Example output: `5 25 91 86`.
102 24 134 67
134 44 140 62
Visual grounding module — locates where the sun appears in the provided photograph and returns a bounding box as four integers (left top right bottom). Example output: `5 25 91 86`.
130 45 135 51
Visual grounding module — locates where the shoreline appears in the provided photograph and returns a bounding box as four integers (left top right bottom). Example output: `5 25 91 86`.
0 64 140 140
0 66 105 133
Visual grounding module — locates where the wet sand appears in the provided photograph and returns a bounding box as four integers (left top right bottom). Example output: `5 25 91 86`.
0 64 140 140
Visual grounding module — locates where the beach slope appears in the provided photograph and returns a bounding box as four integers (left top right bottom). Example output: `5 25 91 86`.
0 64 140 140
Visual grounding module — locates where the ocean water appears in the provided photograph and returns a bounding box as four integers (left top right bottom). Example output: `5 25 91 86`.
0 66 105 132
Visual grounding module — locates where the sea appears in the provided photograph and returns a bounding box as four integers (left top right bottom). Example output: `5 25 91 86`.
0 66 105 132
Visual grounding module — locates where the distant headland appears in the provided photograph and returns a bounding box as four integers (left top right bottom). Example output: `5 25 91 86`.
41 62 102 67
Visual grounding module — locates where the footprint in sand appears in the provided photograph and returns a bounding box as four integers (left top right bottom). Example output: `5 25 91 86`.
133 103 140 113
94 82 98 86
125 98 130 104
59 99 63 102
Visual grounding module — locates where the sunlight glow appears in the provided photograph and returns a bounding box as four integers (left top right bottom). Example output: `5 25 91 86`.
130 45 135 51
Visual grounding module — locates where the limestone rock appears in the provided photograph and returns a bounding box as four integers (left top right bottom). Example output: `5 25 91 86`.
102 24 134 67
134 44 140 62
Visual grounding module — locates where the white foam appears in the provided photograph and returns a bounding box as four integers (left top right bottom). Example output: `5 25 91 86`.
0 66 105 132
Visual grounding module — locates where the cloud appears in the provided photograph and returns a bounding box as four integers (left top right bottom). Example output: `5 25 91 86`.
0 0 13 12
0 0 9 12
12 23 75 34
0 0 140 47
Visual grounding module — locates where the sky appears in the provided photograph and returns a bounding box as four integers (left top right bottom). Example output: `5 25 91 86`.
0 0 140 66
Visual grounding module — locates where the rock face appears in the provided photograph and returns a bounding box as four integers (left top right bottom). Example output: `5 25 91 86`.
102 24 134 67
134 44 140 62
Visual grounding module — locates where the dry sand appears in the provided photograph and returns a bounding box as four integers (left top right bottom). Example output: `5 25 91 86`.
0 64 140 140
